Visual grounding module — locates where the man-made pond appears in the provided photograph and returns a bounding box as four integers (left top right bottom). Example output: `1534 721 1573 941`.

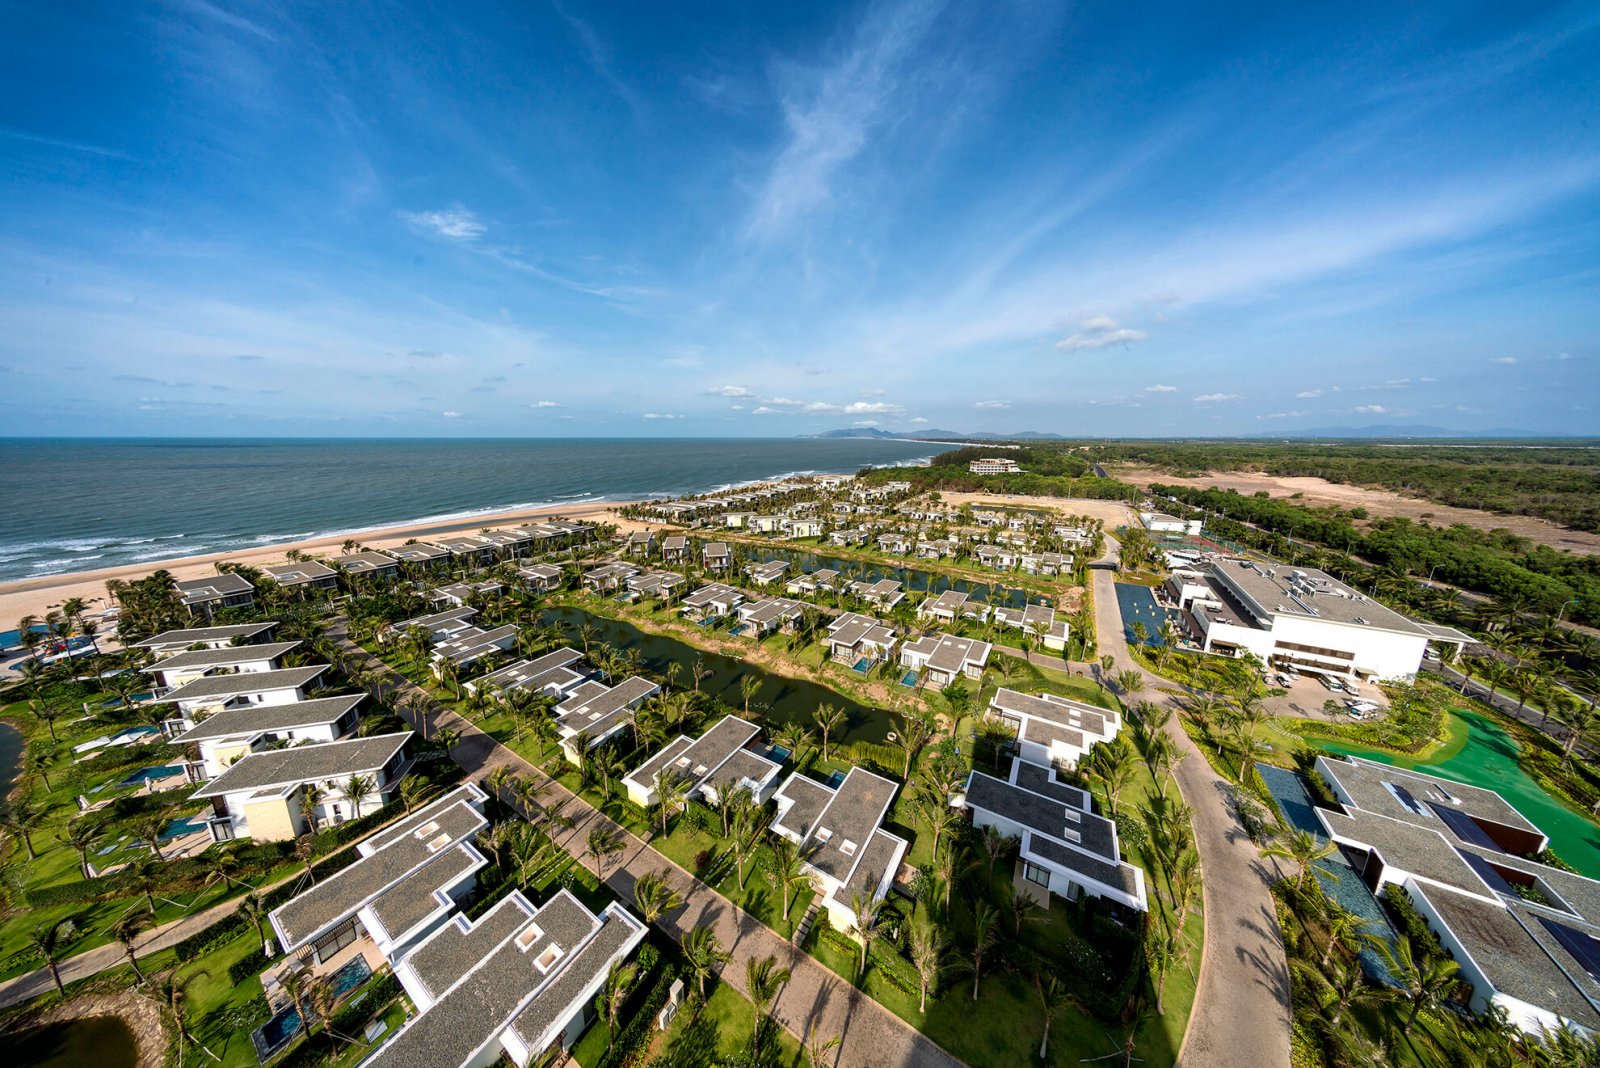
0 720 23 799
539 606 894 744
1317 709 1600 880
741 546 1040 609
11 1015 140 1068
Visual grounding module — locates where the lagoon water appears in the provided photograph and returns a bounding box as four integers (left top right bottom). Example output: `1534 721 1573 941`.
0 437 935 582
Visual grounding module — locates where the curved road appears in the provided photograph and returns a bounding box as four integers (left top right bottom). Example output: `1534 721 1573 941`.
1090 560 1291 1068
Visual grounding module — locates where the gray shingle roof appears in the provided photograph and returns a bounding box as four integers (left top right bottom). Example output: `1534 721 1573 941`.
132 622 277 649
191 732 410 798
145 641 300 674
153 665 328 704
170 694 363 744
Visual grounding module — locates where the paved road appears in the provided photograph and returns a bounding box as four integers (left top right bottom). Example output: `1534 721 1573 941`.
339 630 962 1068
1089 564 1292 1068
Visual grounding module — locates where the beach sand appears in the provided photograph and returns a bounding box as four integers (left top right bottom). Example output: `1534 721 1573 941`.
0 500 651 633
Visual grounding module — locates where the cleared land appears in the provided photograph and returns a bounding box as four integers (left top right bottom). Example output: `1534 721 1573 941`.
1112 467 1600 555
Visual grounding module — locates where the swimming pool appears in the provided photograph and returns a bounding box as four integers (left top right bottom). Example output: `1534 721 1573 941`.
118 765 184 788
898 670 919 688
1113 583 1178 646
250 956 372 1061
161 814 209 840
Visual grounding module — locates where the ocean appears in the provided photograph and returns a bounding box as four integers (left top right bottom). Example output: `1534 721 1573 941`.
0 437 937 582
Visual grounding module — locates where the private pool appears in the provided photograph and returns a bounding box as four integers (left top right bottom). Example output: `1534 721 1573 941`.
118 765 184 788
250 956 372 1061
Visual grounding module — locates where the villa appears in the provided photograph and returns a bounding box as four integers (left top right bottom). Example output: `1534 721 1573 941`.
661 534 689 563
582 562 638 593
625 530 656 557
625 570 685 600
429 580 505 608
744 559 790 586
961 757 1147 912
917 590 970 624
431 624 519 674
268 783 490 965
516 563 565 592
898 633 991 687
176 573 256 619
850 578 904 610
190 732 412 842
367 890 646 1068
261 561 340 594
701 542 732 572
385 606 479 645
786 568 840 596
380 542 452 569
824 612 897 665
553 676 661 763
465 648 588 701
425 534 500 567
131 621 277 655
993 604 1068 650
680 582 744 620
331 551 401 580
171 693 365 779
151 664 329 725
143 640 299 690
770 766 909 937
622 715 784 809
987 688 1121 770
736 596 806 636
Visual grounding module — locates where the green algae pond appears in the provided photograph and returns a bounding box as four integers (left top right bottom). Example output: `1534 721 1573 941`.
1316 709 1600 879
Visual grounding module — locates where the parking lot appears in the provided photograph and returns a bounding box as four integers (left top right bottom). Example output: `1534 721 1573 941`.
1261 670 1391 723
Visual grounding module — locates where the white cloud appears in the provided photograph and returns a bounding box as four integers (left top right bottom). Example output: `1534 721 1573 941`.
1295 388 1324 398
441 410 461 418
852 420 881 427
399 207 485 240
530 400 561 408
1193 393 1241 403
1493 356 1517 365
909 416 929 423
729 404 745 411
1418 376 1439 383
801 400 904 415
642 412 683 420
751 406 779 415
1258 411 1309 420
974 400 1010 409
1055 316 1149 353
705 385 754 397
1354 404 1387 414
1144 384 1177 393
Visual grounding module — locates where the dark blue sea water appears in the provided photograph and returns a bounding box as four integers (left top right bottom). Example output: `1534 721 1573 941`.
0 438 935 581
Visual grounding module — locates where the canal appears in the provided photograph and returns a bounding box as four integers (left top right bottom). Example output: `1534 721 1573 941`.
739 546 1044 609
538 606 895 744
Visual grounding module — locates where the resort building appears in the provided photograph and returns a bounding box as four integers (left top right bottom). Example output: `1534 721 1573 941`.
172 693 365 779
782 518 823 539
331 551 401 581
380 542 452 570
736 596 806 635
992 604 1069 650
151 664 329 726
429 580 505 609
898 633 992 688
268 783 490 965
622 715 784 809
465 648 587 701
1139 511 1203 535
261 561 340 594
824 612 898 665
516 563 564 593
553 677 661 763
786 569 840 596
1165 559 1472 682
425 534 500 567
625 530 656 557
1311 755 1600 1038
431 624 519 675
961 757 1147 912
661 534 689 564
624 569 685 600
969 458 1022 475
744 559 790 586
918 589 989 625
176 573 256 618
190 732 412 842
582 562 638 593
368 890 647 1068
850 578 905 610
143 640 299 690
130 621 278 655
680 583 744 620
770 767 909 937
987 688 1121 770
1020 552 1072 576
701 542 732 572
385 606 479 645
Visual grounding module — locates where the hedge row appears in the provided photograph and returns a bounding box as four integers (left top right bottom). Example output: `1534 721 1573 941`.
227 947 268 986
596 962 676 1068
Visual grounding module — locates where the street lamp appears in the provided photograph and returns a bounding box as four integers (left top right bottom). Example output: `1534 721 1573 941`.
1558 598 1581 623
1426 564 1442 586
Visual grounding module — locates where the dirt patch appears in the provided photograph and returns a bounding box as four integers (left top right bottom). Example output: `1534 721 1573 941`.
936 491 1137 528
1113 468 1600 556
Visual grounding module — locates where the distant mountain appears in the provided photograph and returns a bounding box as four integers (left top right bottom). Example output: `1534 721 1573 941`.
1248 424 1548 439
804 428 1065 441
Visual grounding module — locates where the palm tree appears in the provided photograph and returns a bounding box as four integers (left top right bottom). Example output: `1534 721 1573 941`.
27 699 64 743
342 773 376 821
1114 669 1145 698
745 954 791 1052
29 917 77 995
1086 738 1135 819
1 800 45 860
739 676 763 715
969 900 999 1001
135 814 170 862
1034 973 1074 1061
26 747 56 791
896 710 935 778
153 967 214 1066
586 824 623 878
805 1026 841 1068
111 909 154 983
680 927 730 1000
598 959 638 1044
849 891 881 982
1385 936 1462 1028
770 837 810 925
812 703 845 762
1262 828 1338 893
238 892 270 954
774 723 813 764
436 726 461 755
731 822 761 889
632 870 683 925
399 773 434 814
279 968 314 1043
591 745 621 800
908 917 947 1013
63 818 104 879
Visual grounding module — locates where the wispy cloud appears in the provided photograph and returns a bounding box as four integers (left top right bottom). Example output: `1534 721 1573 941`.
1295 388 1324 398
441 410 461 418
1144 384 1177 393
973 400 1009 409
642 412 683 419
1055 317 1149 353
400 207 486 241
747 0 941 239
0 127 135 160
1193 393 1241 403
1258 410 1309 420
705 385 754 397
1353 404 1387 414
530 400 562 408
1493 356 1517 364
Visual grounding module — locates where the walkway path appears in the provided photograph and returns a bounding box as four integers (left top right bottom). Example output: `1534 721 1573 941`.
337 626 962 1068
1090 562 1291 1068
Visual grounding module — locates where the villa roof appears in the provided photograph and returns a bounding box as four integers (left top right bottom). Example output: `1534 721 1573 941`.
170 694 363 744
131 622 276 650
153 665 327 704
191 732 410 799
262 561 338 585
144 641 299 674
1317 755 1542 840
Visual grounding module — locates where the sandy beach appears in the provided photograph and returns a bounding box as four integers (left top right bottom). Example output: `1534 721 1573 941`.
0 499 651 632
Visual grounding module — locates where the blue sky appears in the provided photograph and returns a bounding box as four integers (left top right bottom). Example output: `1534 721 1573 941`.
1 0 1597 437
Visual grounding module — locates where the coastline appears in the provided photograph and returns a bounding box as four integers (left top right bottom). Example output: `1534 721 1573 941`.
0 498 648 629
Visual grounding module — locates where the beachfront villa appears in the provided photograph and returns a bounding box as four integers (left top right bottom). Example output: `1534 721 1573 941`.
142 639 300 690
171 692 365 779
176 573 256 618
331 550 402 580
261 561 340 595
130 621 279 655
622 714 784 810
150 664 330 730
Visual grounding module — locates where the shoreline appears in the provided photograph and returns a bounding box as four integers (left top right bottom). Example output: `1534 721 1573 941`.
0 498 649 628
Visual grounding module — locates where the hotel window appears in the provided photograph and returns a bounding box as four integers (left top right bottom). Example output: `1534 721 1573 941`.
1022 862 1051 888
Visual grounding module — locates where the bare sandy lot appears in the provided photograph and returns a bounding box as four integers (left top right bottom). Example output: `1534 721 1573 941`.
1113 467 1600 556
0 500 650 632
937 491 1137 528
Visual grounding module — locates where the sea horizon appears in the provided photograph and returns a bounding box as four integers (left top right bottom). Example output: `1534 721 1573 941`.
0 437 936 581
